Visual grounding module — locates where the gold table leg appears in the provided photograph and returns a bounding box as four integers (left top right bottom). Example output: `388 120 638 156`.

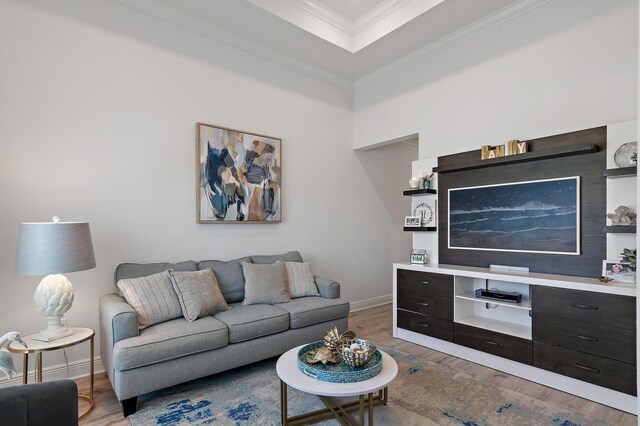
281 380 288 426
22 353 28 384
79 335 95 419
36 352 42 382
282 387 389 426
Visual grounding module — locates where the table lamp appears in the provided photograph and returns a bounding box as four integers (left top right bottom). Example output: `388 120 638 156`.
14 217 96 342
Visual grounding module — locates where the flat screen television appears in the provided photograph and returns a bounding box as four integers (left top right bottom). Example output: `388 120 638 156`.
448 176 580 255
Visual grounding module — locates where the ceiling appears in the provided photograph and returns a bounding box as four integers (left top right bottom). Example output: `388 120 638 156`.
117 0 549 88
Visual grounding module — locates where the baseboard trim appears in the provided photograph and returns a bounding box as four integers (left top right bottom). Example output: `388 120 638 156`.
350 295 392 312
0 357 104 388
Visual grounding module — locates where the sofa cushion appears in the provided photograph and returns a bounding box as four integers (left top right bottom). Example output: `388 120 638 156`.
214 303 289 343
115 260 197 283
241 262 291 305
279 261 320 298
276 297 350 329
197 257 252 303
250 251 303 264
112 316 228 371
116 271 183 329
168 269 229 321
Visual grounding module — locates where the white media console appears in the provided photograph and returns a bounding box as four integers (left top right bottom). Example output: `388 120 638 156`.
393 262 637 414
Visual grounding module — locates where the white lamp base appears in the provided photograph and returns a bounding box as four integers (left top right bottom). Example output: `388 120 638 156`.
32 274 75 342
31 315 75 342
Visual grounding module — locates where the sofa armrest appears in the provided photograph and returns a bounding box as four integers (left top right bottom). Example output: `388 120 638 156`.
99 294 139 379
314 276 340 299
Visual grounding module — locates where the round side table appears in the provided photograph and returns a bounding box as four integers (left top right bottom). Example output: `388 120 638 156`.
8 327 95 419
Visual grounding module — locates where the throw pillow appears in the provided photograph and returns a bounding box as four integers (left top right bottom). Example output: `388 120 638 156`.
116 270 183 329
278 261 319 298
168 269 229 321
241 261 291 305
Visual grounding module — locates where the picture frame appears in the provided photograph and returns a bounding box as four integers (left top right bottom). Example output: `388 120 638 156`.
602 260 636 284
196 122 281 223
413 200 437 227
405 216 422 227
410 249 428 264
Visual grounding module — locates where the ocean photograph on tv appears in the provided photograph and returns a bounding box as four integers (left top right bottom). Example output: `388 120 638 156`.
448 177 580 255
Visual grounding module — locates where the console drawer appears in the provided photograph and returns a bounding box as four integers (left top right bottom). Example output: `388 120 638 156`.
397 293 453 320
532 286 635 330
397 269 453 298
534 342 636 395
397 309 453 342
533 315 636 364
454 323 532 365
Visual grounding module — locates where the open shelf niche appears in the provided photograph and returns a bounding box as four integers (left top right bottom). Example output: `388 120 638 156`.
453 275 532 340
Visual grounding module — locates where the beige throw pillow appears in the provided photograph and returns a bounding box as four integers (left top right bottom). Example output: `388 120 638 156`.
116 270 183 329
168 269 229 321
241 261 291 305
279 261 319 298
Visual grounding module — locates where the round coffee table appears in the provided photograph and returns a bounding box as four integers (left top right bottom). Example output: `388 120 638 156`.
276 344 398 426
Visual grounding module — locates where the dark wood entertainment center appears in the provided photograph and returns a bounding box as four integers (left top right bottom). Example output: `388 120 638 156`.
394 126 637 413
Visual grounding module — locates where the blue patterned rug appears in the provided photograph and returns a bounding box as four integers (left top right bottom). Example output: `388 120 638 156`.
128 346 611 425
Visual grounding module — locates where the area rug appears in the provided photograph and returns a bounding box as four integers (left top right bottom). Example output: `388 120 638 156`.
128 346 609 425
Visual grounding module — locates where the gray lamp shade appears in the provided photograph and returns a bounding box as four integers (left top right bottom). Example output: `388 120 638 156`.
15 222 96 276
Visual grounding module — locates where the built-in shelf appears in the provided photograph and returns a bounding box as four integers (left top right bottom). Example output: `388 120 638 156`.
403 227 437 232
603 166 637 179
455 292 531 311
455 316 531 340
403 188 437 196
603 226 636 233
433 142 598 174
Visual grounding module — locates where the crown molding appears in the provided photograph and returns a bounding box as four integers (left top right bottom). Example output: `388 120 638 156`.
353 0 410 35
110 0 553 93
112 0 353 90
285 0 412 37
354 0 553 90
286 0 354 35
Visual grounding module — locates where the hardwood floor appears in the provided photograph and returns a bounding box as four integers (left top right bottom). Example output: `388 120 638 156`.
78 304 637 425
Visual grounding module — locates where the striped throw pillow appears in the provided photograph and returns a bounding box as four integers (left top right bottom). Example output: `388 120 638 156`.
117 270 183 329
280 261 320 298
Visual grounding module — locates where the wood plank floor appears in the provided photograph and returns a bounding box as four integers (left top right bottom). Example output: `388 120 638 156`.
78 304 637 425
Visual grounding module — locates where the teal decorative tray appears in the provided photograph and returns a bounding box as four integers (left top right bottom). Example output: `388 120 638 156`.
297 340 382 383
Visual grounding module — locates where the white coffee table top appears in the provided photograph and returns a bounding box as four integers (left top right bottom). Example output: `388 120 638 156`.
276 344 398 397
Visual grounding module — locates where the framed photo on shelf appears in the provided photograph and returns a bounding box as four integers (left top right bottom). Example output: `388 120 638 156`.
602 260 635 284
405 216 422 227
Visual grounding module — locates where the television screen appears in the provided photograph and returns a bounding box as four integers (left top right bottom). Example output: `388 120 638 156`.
448 177 580 255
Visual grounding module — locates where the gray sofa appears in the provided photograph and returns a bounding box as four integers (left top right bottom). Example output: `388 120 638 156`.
99 251 349 416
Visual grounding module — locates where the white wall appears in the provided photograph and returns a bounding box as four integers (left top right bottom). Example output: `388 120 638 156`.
354 0 638 157
0 0 412 380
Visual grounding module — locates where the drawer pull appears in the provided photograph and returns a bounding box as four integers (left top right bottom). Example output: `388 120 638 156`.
573 363 600 374
417 302 430 307
418 280 430 285
573 334 598 342
481 339 499 346
571 303 598 311
419 323 431 328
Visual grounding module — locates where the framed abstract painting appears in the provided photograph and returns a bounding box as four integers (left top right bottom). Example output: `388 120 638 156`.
196 123 281 223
